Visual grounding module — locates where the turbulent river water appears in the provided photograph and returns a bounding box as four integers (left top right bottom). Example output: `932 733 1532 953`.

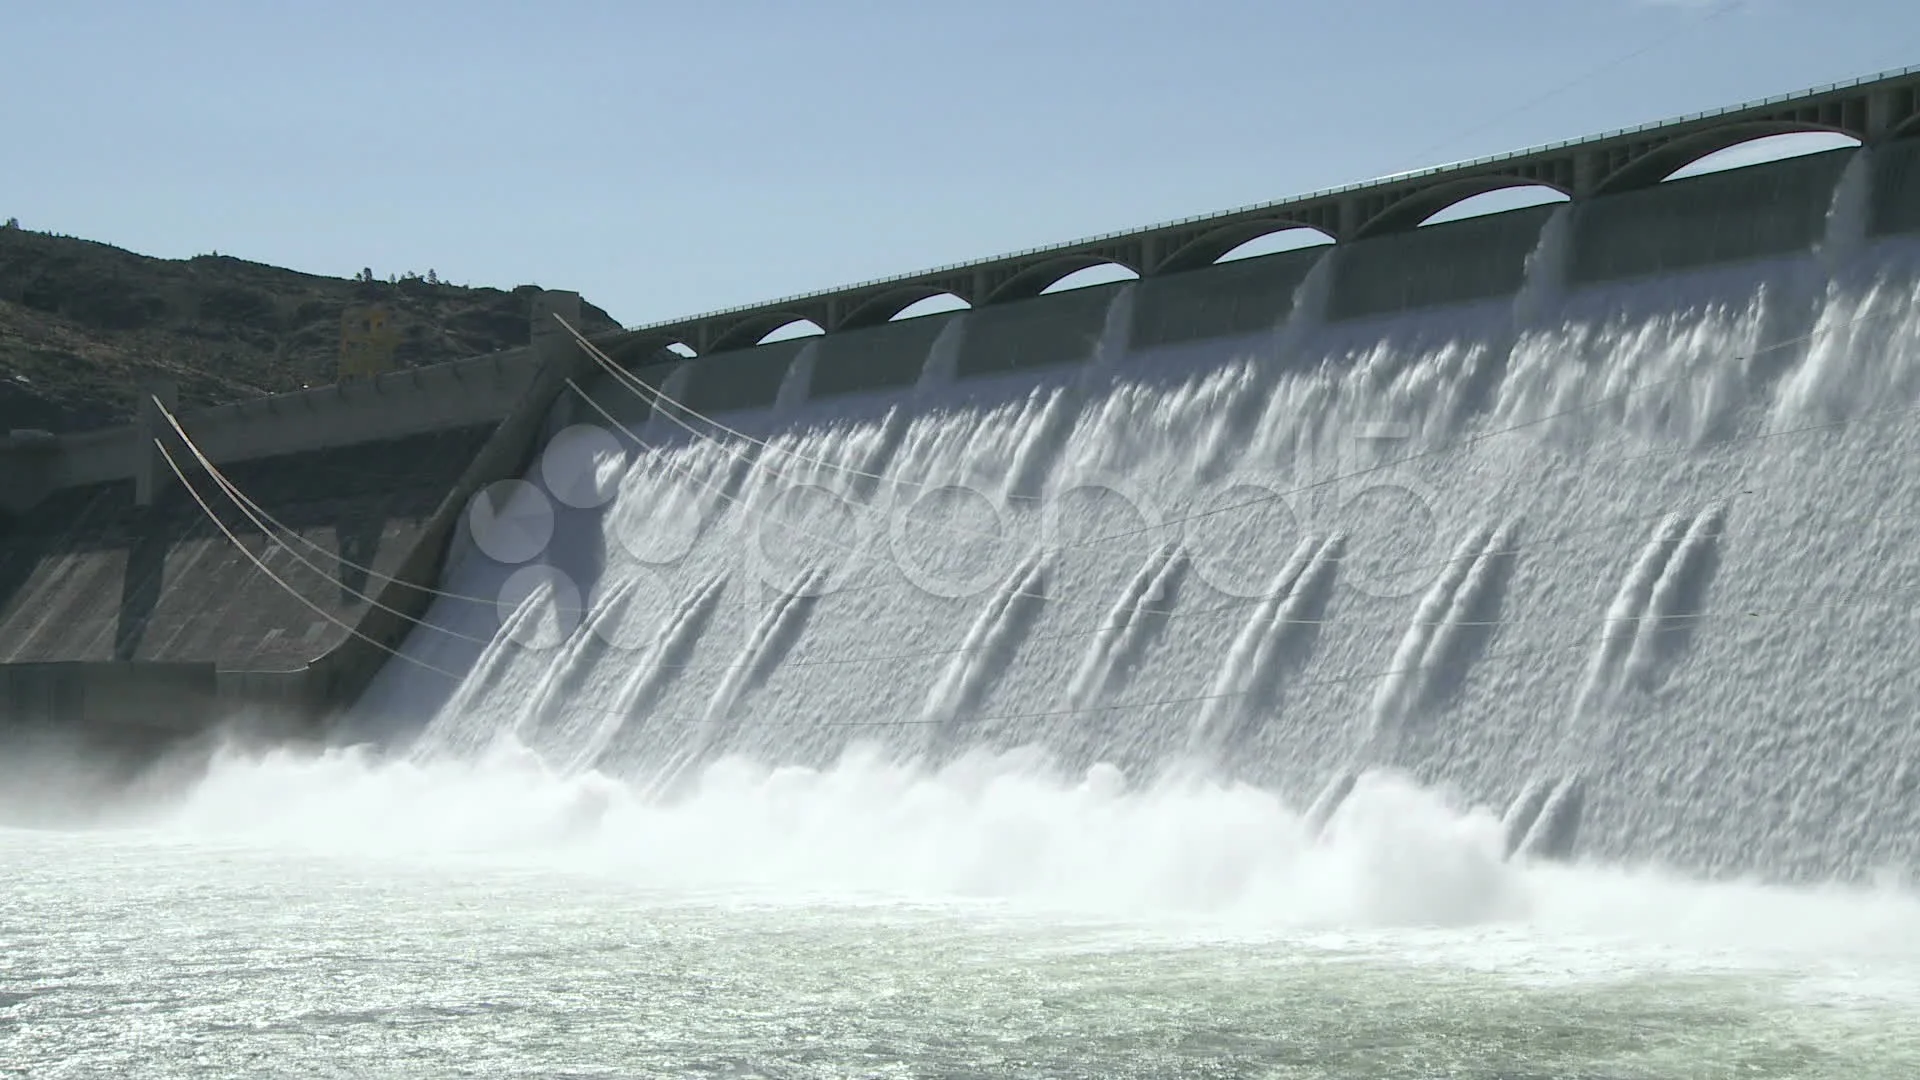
5 756 1920 1076
10 154 1920 1075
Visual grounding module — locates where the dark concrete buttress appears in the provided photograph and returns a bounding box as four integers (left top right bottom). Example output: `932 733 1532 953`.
134 379 179 507
299 290 594 725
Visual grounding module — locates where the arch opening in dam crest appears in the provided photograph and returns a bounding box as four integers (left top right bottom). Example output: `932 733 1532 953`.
603 332 700 367
988 254 1143 303
705 310 823 353
1596 122 1864 193
1356 177 1573 238
889 292 971 321
1660 130 1865 182
1039 262 1141 296
1417 185 1569 227
838 286 973 329
1154 220 1334 274
754 318 827 345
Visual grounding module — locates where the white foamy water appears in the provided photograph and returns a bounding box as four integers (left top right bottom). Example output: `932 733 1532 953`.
5 748 1920 1076
359 228 1920 882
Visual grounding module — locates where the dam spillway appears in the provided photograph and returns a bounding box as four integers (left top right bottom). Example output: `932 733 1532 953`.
15 79 1920 1077
317 141 1920 883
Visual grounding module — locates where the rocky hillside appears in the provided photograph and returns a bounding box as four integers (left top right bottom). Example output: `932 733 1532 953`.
0 225 622 433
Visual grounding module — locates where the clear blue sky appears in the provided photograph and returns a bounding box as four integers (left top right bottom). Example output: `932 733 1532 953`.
6 1 1918 327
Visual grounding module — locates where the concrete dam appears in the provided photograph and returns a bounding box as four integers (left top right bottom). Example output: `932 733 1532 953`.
9 68 1920 883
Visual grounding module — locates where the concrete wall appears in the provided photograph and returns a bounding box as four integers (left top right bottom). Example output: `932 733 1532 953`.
1572 147 1852 284
680 337 808 414
568 357 680 431
0 345 541 512
1 427 130 516
0 432 59 517
956 282 1124 379
1131 246 1324 349
0 662 222 788
1332 203 1557 320
188 347 540 464
215 667 321 739
0 427 495 672
0 290 588 753
300 298 603 719
0 662 215 734
1871 137 1920 236
811 312 960 398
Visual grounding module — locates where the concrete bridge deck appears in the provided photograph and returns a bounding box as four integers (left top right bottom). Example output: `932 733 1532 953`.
597 65 1920 358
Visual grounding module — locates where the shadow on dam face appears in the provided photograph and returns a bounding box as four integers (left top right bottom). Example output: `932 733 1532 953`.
113 508 171 662
0 508 34 628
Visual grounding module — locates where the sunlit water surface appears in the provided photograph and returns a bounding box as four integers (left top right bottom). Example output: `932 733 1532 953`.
4 751 1919 1078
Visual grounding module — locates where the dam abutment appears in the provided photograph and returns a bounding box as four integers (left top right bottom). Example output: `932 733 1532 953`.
0 290 596 751
303 291 602 724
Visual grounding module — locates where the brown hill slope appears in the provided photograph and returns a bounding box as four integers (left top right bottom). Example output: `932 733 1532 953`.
0 224 622 433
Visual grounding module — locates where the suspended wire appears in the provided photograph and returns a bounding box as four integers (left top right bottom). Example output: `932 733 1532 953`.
154 405 503 648
143 291 1920 688
1389 0 1749 174
153 436 473 685
555 296 1910 562
153 386 1723 684
157 391 860 613
162 377 1067 623
154 354 1621 624
158 284 1907 639
160 366 1860 686
156 376 1920 742
154 386 1920 714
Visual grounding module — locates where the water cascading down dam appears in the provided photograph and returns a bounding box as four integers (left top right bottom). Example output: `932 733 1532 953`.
9 68 1920 886
357 142 1920 882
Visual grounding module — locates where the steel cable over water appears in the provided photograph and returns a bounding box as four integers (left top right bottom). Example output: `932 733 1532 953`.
157 350 1920 685
159 293 1917 641
153 384 1920 736
142 278 1920 700
556 300 1906 559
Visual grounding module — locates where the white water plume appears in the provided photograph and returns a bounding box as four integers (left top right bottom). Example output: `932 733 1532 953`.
1062 543 1188 710
149 743 1920 959
346 170 1920 882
